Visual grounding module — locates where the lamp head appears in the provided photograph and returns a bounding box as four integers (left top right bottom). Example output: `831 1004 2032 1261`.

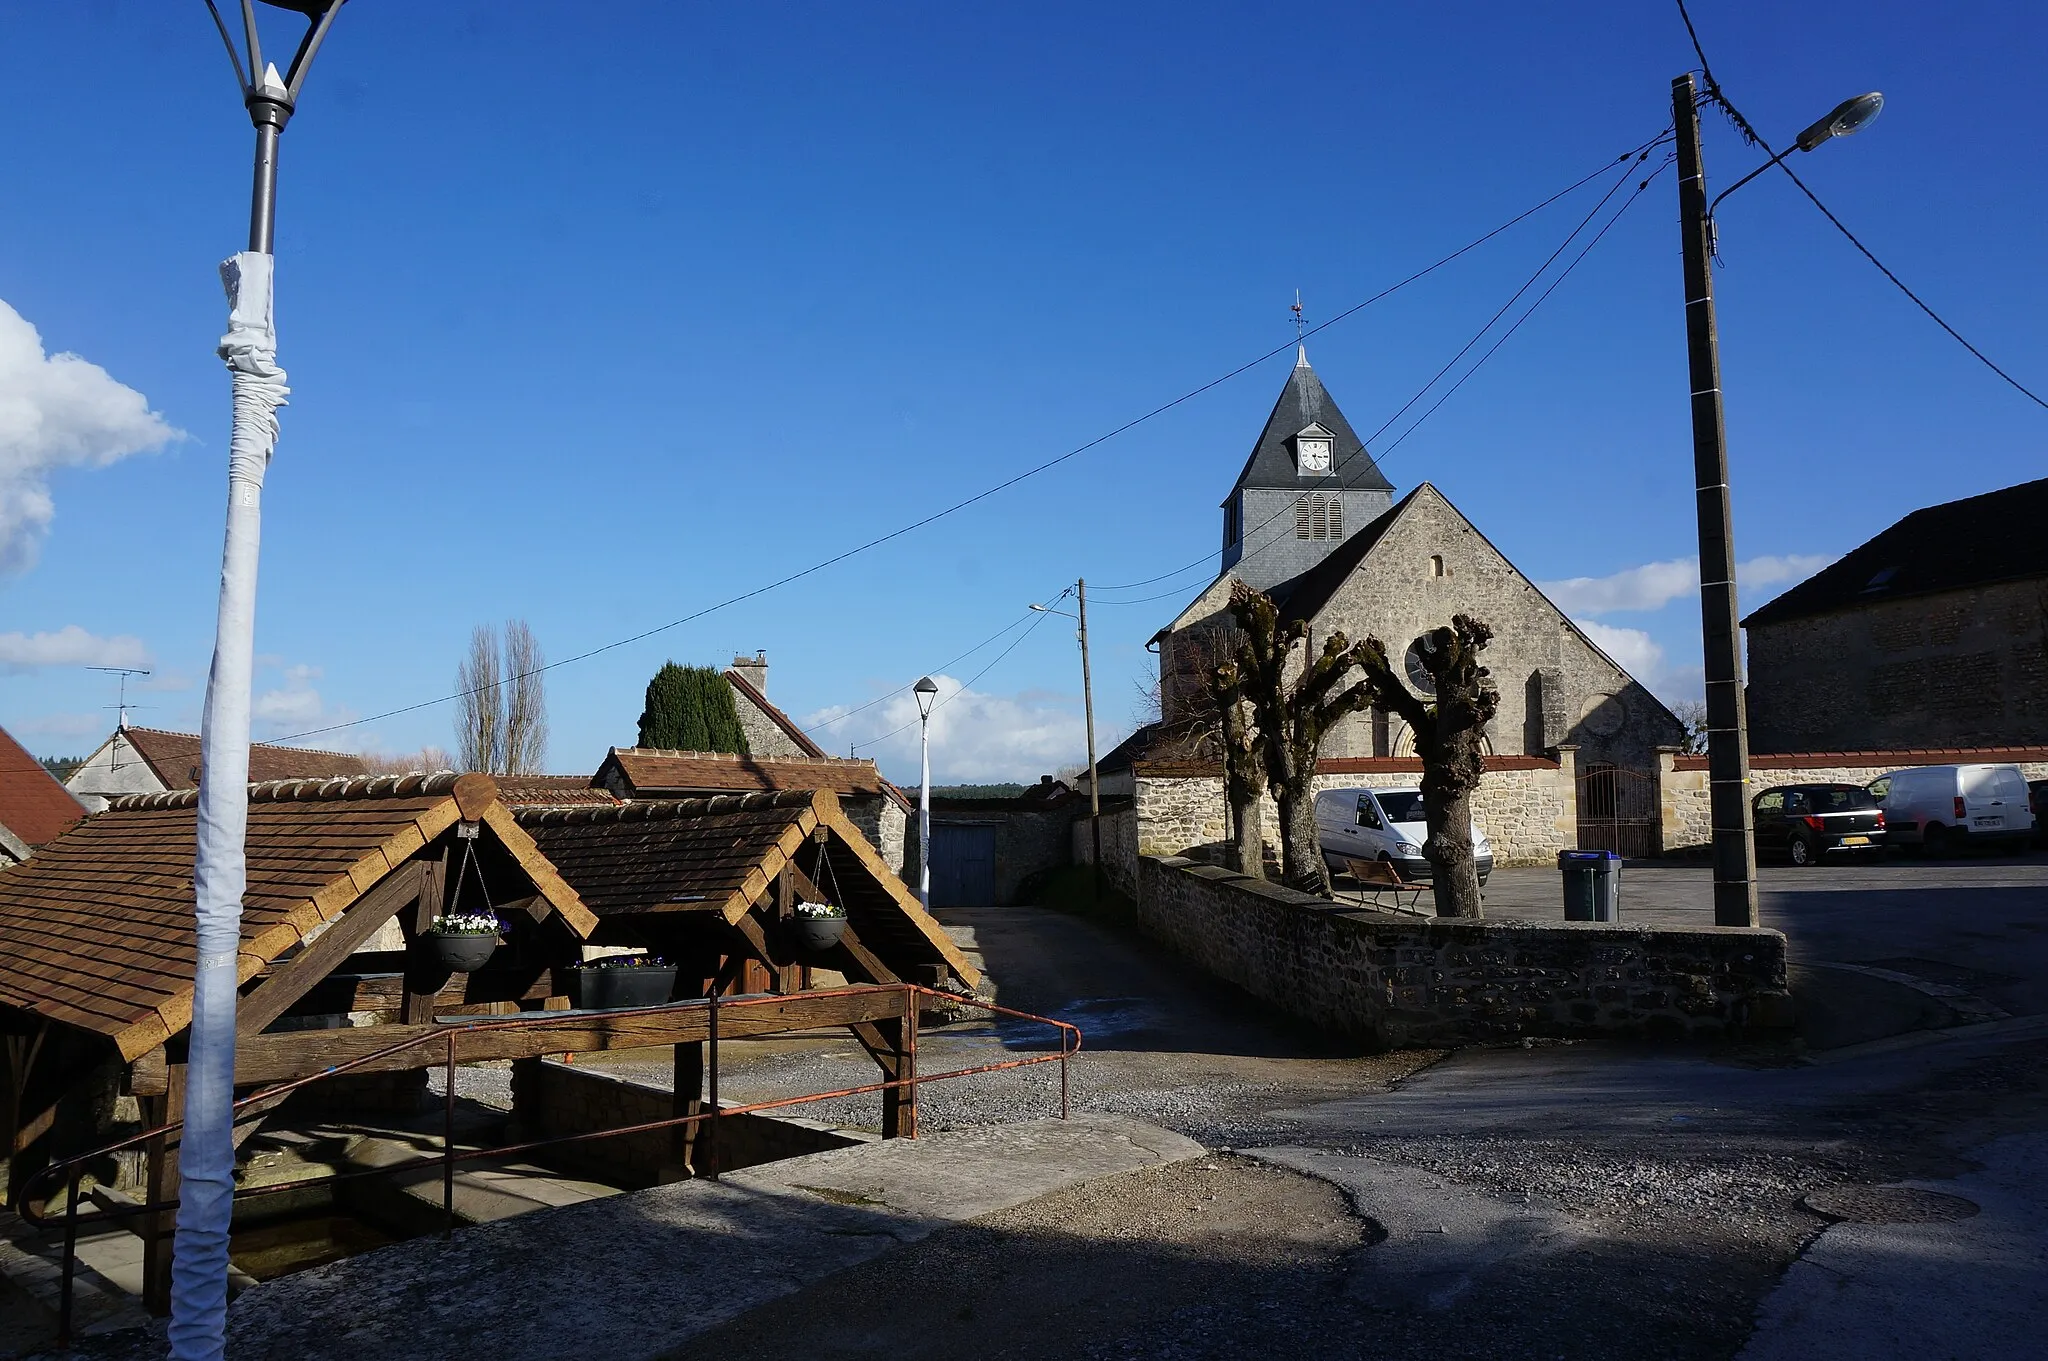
914 676 940 719
1796 92 1884 152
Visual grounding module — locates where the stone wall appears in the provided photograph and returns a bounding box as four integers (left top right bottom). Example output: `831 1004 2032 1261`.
1658 746 2048 852
1136 855 1791 1048
1124 755 1576 879
841 794 909 876
1072 802 1138 898
1747 580 2048 753
509 1058 865 1187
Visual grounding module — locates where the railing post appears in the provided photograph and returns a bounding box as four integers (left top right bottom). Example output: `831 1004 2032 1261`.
58 1165 79 1346
901 984 919 1139
705 991 719 1178
443 1030 456 1237
1060 1026 1070 1120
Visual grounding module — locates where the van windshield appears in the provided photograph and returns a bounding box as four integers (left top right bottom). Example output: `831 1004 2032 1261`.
1376 791 1426 824
1811 787 1877 812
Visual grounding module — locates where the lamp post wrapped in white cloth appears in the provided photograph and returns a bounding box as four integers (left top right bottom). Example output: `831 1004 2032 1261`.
174 6 344 1358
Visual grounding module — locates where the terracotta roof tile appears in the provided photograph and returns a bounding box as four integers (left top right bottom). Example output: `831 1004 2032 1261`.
601 748 890 798
0 725 85 847
111 725 369 789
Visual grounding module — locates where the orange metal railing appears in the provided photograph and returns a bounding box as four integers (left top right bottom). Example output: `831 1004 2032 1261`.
20 982 1081 1343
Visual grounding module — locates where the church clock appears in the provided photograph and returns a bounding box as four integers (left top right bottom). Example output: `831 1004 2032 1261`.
1297 437 1332 473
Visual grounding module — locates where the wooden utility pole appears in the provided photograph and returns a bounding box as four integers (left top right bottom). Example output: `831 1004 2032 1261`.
1077 579 1103 901
1673 73 1759 927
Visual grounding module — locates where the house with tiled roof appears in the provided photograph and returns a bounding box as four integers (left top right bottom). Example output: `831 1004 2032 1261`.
0 725 85 864
594 747 911 874
63 723 369 812
723 651 829 758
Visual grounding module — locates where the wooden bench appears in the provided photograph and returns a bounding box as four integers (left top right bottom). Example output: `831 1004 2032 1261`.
1342 857 1425 912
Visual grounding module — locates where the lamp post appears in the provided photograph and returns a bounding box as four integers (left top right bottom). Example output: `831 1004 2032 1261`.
1672 75 1881 928
172 5 346 1356
914 677 939 912
1031 583 1100 901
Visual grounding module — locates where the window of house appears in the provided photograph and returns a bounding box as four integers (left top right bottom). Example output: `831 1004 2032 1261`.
1429 554 1445 577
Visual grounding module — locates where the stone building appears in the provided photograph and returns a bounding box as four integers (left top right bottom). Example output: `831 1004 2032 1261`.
1744 478 2048 753
1158 352 1683 775
722 651 826 759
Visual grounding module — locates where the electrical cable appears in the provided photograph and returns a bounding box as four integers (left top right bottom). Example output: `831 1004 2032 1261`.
1091 136 1670 602
807 606 1047 735
268 132 1672 747
1675 0 2047 411
850 590 1069 752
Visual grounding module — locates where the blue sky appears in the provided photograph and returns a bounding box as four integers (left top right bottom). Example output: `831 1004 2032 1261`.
2 1 2042 784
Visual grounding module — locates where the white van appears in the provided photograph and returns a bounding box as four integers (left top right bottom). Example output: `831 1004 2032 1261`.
1315 786 1494 884
1872 764 2036 856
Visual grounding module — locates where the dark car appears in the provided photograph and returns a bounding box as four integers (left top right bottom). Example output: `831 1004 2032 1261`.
2032 779 2048 847
1753 784 1886 866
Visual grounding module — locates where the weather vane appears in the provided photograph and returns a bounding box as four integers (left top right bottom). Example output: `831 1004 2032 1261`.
1291 290 1306 342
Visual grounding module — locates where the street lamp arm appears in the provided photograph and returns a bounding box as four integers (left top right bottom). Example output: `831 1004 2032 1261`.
1028 603 1078 621
1706 145 1795 220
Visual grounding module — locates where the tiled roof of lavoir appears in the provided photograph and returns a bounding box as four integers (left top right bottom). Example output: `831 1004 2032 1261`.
0 773 592 1058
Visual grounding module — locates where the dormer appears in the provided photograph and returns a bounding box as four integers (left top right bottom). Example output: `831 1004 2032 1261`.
1293 423 1334 477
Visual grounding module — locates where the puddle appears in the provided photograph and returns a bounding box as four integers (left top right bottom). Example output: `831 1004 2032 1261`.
992 996 1164 1048
229 1209 401 1281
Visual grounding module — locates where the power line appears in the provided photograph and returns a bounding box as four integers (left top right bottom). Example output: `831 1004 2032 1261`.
809 595 1060 736
851 590 1070 753
1092 135 1671 602
270 134 1670 748
1674 0 2047 411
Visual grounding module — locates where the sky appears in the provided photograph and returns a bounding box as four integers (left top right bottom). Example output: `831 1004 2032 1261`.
1 1 2043 785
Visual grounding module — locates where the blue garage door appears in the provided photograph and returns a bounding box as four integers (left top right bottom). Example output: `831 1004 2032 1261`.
931 825 996 907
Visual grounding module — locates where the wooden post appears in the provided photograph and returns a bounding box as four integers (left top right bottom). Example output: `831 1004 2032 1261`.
772 865 800 995
666 1041 704 1182
141 1062 186 1315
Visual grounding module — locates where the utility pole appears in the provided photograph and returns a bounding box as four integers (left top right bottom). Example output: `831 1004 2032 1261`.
1672 73 1758 928
1077 579 1102 902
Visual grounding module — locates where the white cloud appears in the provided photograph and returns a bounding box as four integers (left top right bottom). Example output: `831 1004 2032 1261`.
252 659 355 741
0 625 149 674
0 300 182 573
1540 553 1835 617
805 674 1085 784
1575 620 1665 685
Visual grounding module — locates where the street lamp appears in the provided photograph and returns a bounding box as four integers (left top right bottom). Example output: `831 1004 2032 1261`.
174 3 347 1354
1031 583 1101 901
1671 74 1883 928
914 677 940 912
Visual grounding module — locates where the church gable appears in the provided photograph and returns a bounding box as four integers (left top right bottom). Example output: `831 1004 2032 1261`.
1275 484 1684 765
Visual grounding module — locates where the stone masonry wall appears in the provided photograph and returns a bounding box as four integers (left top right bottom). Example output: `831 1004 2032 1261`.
1658 747 2048 852
1073 804 1139 898
1126 757 1575 878
1137 855 1791 1048
841 795 909 875
510 1058 865 1187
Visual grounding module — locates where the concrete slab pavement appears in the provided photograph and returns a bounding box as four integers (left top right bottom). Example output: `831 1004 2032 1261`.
1740 1132 2048 1361
187 1115 1197 1361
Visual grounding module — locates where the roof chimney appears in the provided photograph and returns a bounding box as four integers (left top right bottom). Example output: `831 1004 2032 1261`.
731 650 769 695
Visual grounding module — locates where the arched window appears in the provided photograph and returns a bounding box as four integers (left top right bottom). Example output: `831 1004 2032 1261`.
1429 554 1445 578
1295 497 1312 539
1294 495 1343 541
1328 497 1343 539
1309 497 1328 539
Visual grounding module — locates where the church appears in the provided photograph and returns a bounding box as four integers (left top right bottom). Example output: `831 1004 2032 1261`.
1153 347 1683 781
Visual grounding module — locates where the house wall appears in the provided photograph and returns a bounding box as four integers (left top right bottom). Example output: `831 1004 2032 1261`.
728 682 812 759
63 733 165 813
1072 803 1139 898
841 795 908 876
1136 855 1792 1048
509 1058 867 1187
1659 746 2048 852
1747 580 2048 753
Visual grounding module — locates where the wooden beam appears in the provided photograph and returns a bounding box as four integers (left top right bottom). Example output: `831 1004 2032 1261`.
230 988 909 1086
141 1063 185 1315
238 863 429 1035
416 845 450 935
129 1045 168 1098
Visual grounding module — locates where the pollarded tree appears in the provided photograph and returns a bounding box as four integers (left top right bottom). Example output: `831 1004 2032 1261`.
1204 655 1266 876
1225 585 1376 894
1353 616 1501 919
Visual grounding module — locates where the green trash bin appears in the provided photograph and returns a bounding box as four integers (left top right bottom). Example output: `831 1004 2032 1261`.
1558 849 1621 921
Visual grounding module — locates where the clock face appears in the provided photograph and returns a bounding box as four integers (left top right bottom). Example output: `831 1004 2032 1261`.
1299 438 1332 472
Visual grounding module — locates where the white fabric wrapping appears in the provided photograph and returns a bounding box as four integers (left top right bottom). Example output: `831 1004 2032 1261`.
169 252 288 1360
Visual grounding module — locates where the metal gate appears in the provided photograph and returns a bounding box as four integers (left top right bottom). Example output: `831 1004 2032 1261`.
930 824 996 906
1576 763 1660 859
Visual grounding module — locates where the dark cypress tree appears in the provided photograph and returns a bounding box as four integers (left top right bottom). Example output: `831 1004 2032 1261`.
636 662 750 754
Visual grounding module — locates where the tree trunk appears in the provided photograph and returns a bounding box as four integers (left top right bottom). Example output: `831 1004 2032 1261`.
1275 784 1328 894
1421 736 1485 918
1228 794 1262 877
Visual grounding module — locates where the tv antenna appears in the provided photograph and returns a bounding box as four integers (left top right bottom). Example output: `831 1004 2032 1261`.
88 667 153 730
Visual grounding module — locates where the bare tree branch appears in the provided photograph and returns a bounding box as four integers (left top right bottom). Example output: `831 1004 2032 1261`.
455 624 502 775
501 619 549 775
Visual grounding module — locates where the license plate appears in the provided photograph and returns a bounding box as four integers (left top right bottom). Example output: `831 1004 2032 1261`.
1841 835 1870 846
1973 817 2003 829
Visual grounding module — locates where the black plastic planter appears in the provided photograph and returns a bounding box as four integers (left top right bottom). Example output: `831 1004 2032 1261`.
790 915 847 954
422 933 498 972
570 965 680 1010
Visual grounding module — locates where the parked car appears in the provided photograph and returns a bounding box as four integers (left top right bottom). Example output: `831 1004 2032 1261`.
1752 784 1885 866
1876 764 2036 856
2031 779 2048 847
1315 786 1493 884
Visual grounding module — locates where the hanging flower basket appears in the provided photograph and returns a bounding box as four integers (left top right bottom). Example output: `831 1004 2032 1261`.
790 901 847 954
568 956 679 1010
419 913 501 972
